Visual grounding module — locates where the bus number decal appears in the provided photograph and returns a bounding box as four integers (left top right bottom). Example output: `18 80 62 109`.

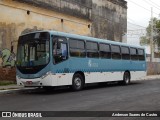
88 60 98 68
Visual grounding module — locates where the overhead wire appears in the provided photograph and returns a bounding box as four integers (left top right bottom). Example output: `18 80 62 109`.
127 0 159 16
126 0 160 36
127 21 146 28
148 0 160 8
143 0 160 11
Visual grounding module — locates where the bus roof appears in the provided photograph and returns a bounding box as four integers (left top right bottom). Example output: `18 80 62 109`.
20 30 145 49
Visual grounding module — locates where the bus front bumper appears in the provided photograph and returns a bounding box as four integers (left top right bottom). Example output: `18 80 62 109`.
16 74 55 87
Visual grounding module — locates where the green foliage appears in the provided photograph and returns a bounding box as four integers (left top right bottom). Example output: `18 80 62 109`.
140 36 150 45
140 17 160 48
0 81 15 86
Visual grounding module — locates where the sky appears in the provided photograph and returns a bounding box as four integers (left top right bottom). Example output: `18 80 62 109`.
126 0 160 53
127 0 160 27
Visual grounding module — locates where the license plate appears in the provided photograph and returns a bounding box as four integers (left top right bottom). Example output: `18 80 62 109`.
26 81 33 85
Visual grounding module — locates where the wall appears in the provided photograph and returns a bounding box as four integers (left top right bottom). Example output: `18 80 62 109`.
0 0 91 50
91 0 127 41
0 0 127 81
14 0 92 20
10 0 127 41
0 0 91 81
0 68 16 81
147 62 160 75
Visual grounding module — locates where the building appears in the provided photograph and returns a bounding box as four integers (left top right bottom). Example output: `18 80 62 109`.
0 0 127 80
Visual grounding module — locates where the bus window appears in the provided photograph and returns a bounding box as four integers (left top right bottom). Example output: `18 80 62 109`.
121 46 130 60
138 49 145 61
111 45 121 59
53 37 68 64
130 48 138 60
86 41 99 58
69 39 86 57
99 43 111 59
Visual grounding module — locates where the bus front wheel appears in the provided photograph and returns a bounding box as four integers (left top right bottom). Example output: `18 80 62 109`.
72 74 84 91
122 72 130 85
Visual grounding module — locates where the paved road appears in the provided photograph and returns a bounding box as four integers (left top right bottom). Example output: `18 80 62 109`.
0 79 160 120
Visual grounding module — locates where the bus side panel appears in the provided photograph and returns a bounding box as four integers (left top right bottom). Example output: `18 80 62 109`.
56 73 74 86
84 72 124 83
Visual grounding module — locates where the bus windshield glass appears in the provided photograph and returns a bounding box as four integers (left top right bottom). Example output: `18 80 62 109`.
16 32 50 73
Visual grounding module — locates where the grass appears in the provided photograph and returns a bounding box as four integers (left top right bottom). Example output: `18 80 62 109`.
0 81 16 86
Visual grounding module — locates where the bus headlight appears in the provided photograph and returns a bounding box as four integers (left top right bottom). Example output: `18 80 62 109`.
16 75 21 80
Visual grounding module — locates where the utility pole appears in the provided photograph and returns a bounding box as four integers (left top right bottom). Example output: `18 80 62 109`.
150 7 154 62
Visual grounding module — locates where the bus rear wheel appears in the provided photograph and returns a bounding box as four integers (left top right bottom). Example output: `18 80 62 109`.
122 72 130 85
72 74 84 91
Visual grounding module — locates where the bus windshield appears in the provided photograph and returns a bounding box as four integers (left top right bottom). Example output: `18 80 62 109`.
16 32 50 74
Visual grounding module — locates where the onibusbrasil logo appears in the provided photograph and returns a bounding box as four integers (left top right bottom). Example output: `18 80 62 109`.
1 112 42 118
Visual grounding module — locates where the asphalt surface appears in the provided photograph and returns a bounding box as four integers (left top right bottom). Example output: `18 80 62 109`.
0 79 160 120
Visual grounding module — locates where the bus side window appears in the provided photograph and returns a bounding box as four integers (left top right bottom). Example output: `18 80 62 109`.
53 37 68 64
69 39 86 57
130 48 138 60
121 46 130 60
111 45 121 60
138 49 145 61
86 41 99 58
99 43 111 59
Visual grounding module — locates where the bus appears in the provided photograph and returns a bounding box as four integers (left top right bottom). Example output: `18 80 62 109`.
16 31 146 91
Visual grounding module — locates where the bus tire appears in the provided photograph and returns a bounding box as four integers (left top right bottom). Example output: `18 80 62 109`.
72 74 84 91
122 72 130 85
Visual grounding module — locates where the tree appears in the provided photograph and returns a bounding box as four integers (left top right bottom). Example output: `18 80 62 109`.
140 17 160 49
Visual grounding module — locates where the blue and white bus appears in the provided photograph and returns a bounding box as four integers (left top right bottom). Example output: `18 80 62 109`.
16 31 146 91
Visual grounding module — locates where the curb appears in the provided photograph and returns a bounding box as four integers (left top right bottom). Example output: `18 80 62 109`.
139 77 160 81
0 78 160 94
0 87 36 94
0 89 22 94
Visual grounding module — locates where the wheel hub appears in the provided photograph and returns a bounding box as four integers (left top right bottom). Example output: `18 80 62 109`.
74 78 81 88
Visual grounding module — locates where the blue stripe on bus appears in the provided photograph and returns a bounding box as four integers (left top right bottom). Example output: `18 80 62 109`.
53 57 146 73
